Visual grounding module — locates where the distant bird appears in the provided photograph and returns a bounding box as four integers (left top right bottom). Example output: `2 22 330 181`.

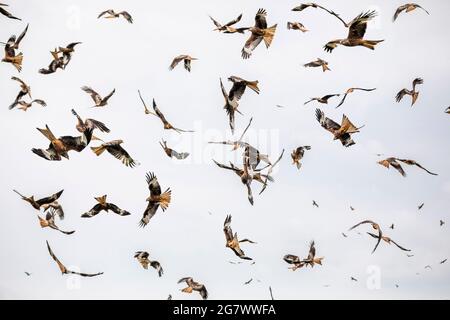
390 224 394 229
304 94 340 105
9 99 46 111
244 279 253 285
425 265 432 270
284 241 323 271
312 200 319 208
32 125 93 161
393 4 429 21
150 99 194 133
396 78 423 106
169 55 197 72
440 259 447 264
81 195 131 218
335 87 376 109
0 3 20 20
291 145 311 169
292 3 348 27
351 277 358 282
54 42 81 67
38 55 65 74
9 76 31 107
269 286 274 300
13 189 64 218
81 86 116 108
418 203 424 210
350 206 355 211
241 8 277 59
440 220 445 227
208 117 253 151
71 109 110 140
137 90 157 115
287 21 308 32
304 58 330 72
223 215 256 260
395 284 399 288
139 172 172 227
98 9 133 23
366 232 411 251
283 254 305 271
342 233 348 238
407 254 414 257
2 24 28 72
228 261 243 265
134 251 163 277
38 208 75 235
167 294 172 300
445 106 450 114
24 272 31 276
377 157 437 177
349 220 382 254
159 140 189 160
324 11 383 53
91 140 139 168
315 108 363 147
46 241 103 277
178 277 208 300
209 13 246 33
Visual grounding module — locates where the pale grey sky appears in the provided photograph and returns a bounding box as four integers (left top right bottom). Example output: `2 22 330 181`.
0 0 449 300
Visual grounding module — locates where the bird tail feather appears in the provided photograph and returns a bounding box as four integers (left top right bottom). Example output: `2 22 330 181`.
263 24 277 48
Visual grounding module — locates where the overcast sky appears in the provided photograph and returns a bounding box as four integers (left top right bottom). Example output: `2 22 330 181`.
1 0 449 300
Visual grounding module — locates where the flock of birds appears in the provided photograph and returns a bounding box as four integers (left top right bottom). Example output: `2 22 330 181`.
2 2 448 300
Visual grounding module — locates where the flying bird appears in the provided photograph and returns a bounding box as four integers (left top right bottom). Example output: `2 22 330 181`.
396 78 423 106
418 203 424 210
291 146 311 169
81 86 116 108
440 220 445 227
134 251 163 277
81 195 131 218
38 55 65 74
169 55 197 72
335 87 376 109
377 157 437 177
98 9 133 23
150 99 194 133
241 8 277 59
32 125 93 161
46 241 103 277
323 11 383 53
159 140 189 160
349 220 382 254
0 3 20 20
137 90 157 115
9 99 46 111
91 140 139 168
366 232 411 251
390 224 395 229
139 172 172 227
351 277 358 282
342 233 348 238
53 42 81 67
178 277 208 300
445 106 450 114
71 109 110 140
14 189 64 217
440 259 447 264
9 76 31 107
24 272 31 276
312 200 319 208
393 4 429 22
223 215 256 260
425 265 432 270
208 117 253 151
350 206 355 211
284 241 323 271
304 58 330 72
244 278 253 285
37 208 75 235
2 24 28 72
304 94 340 105
287 21 308 32
209 13 246 33
292 3 348 27
315 108 363 147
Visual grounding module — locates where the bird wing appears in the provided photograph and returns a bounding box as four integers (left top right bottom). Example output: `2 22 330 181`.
0 6 21 20
229 82 247 102
152 99 170 126
169 55 187 70
31 99 47 107
81 86 102 105
46 241 66 274
223 215 233 242
335 93 348 109
254 8 267 29
106 144 139 168
347 11 376 40
98 9 114 18
36 190 64 206
139 202 159 227
119 11 133 23
213 159 240 172
390 239 411 252
349 220 376 231
183 59 192 72
209 15 222 28
81 203 104 218
315 108 340 134
393 5 408 21
198 285 208 300
102 88 116 103
107 203 130 216
177 277 192 284
242 34 263 59
150 261 164 277
15 24 29 47
11 76 27 87
170 149 189 160
283 254 301 265
69 270 104 277
146 172 162 196
85 118 110 133
340 114 360 134
225 13 243 27
412 78 423 91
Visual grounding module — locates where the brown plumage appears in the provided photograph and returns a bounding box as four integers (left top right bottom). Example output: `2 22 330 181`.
169 55 197 72
91 140 139 168
13 189 64 217
291 146 311 170
223 215 256 260
9 99 46 111
81 86 116 108
159 140 189 160
335 87 376 109
366 232 411 252
283 241 323 271
393 4 429 22
349 220 383 254
0 3 21 20
81 195 131 218
98 9 133 23
178 277 208 300
139 172 171 227
377 157 437 177
242 8 277 59
304 58 330 72
9 76 31 108
209 13 246 33
292 3 348 27
287 21 308 32
46 241 103 277
395 78 423 106
304 94 340 105
150 99 194 133
134 251 163 277
315 108 363 147
323 11 384 53
37 208 74 235
71 109 110 141
2 24 28 72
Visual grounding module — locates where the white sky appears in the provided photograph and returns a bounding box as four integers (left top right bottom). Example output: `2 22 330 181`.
0 0 449 300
